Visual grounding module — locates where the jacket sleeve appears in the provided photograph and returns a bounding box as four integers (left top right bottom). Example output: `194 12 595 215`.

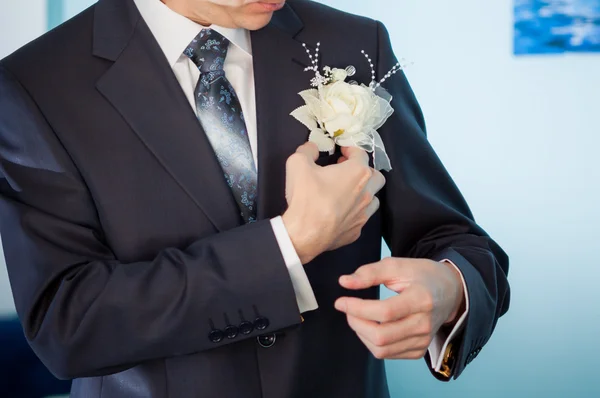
374 21 510 380
0 64 302 380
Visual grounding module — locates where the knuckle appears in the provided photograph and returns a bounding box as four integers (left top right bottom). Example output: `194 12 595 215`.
419 316 433 336
369 196 380 213
361 190 374 205
414 286 434 313
286 153 303 168
353 164 373 188
372 347 388 360
376 169 386 185
355 213 369 229
358 193 374 215
343 227 362 244
372 331 387 347
353 265 369 279
421 292 434 312
379 305 396 323
356 266 374 285
373 170 385 190
352 266 365 278
380 257 395 269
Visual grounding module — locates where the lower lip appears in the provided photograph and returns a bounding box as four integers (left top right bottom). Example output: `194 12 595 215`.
252 2 285 12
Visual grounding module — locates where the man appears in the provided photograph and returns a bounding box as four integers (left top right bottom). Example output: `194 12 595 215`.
0 0 510 397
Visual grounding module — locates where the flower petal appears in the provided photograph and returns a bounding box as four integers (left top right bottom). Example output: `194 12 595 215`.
323 113 356 136
302 92 329 124
298 89 320 102
290 105 318 131
308 129 335 153
327 97 352 114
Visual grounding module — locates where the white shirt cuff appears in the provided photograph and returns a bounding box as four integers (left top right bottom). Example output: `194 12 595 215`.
427 259 469 371
270 216 319 314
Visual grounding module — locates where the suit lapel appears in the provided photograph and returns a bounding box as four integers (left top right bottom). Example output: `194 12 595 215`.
93 0 241 232
251 5 316 220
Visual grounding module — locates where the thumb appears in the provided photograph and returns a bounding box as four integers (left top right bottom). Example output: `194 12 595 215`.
295 141 320 163
341 146 369 165
339 258 406 290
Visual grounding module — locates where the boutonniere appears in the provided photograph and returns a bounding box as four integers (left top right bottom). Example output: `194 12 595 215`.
290 42 411 172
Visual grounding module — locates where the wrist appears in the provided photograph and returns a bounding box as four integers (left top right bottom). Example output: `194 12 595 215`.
281 210 315 264
441 261 466 325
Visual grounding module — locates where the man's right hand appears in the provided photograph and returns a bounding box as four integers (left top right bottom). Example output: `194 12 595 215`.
282 142 386 264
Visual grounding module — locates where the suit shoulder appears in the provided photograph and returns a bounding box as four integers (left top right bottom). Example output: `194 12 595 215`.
1 6 95 77
287 0 379 34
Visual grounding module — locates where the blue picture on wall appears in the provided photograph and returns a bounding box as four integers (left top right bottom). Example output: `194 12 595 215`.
514 0 600 54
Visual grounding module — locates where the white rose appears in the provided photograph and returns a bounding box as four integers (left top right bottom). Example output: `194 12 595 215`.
290 79 393 160
289 60 397 171
318 81 374 141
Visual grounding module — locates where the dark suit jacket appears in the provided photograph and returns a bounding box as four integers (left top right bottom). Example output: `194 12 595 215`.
0 1 510 397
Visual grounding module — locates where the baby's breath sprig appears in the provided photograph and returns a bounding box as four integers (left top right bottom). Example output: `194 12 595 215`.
303 42 330 87
360 50 413 90
301 42 413 90
302 42 321 73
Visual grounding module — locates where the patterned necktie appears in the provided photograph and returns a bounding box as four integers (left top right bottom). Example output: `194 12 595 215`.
184 29 258 223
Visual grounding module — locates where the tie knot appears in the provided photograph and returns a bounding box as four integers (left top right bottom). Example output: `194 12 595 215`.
184 29 230 74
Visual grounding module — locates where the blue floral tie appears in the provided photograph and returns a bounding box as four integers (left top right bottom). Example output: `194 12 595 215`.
185 29 258 223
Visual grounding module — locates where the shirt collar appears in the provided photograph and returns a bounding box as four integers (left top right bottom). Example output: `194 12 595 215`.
133 0 252 67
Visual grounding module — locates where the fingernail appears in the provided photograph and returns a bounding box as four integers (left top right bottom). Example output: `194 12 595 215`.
334 299 345 312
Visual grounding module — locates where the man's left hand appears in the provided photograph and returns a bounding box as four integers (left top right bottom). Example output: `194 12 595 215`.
334 258 465 360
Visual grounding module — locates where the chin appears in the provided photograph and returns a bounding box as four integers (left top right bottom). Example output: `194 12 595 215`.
239 13 275 30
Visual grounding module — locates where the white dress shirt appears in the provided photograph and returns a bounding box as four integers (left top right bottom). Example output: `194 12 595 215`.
133 0 467 372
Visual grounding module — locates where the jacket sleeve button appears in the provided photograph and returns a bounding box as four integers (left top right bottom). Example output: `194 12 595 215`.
208 329 224 343
225 325 239 339
254 317 270 331
239 321 254 335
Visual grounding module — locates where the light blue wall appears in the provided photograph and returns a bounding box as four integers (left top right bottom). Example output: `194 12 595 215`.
33 0 600 396
324 1 600 397
47 0 64 29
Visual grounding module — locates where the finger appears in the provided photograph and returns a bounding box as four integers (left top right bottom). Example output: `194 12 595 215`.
337 155 348 164
364 169 386 196
338 258 403 290
353 329 429 360
295 142 320 162
387 350 428 360
341 146 369 165
335 293 413 323
346 313 427 347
